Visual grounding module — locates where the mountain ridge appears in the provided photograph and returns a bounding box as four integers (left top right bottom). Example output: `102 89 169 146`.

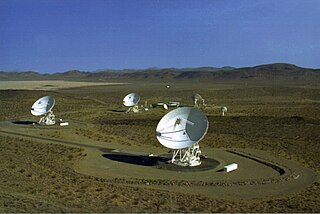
1 63 319 81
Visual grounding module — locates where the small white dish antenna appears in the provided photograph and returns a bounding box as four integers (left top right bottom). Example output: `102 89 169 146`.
163 103 168 110
221 106 227 116
192 93 206 109
123 93 140 113
167 102 180 107
157 102 178 109
156 107 208 166
31 96 56 125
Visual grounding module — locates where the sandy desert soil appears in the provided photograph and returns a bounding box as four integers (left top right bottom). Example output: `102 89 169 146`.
0 80 319 212
0 80 127 90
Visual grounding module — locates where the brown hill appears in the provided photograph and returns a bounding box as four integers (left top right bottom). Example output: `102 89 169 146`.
0 63 319 81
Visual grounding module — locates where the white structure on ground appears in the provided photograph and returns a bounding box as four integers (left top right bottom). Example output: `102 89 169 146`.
224 163 238 172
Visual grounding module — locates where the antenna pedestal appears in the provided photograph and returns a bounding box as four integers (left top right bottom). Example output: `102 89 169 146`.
194 98 206 109
171 143 202 166
126 105 139 113
39 111 56 125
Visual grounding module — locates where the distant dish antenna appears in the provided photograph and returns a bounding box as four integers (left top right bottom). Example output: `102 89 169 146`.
221 106 227 116
192 93 206 109
167 102 180 107
123 93 140 113
156 107 208 166
31 96 56 125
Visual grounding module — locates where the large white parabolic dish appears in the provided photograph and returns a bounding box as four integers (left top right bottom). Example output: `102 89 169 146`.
31 96 55 116
123 93 140 107
156 107 208 150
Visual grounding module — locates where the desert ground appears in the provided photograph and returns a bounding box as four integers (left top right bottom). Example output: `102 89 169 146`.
0 80 319 212
0 80 127 90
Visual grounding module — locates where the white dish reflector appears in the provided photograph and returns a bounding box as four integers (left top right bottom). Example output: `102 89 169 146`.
31 96 55 116
156 107 208 149
163 103 168 110
123 93 140 107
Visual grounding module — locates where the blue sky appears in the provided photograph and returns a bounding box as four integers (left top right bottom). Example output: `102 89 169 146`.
0 0 320 73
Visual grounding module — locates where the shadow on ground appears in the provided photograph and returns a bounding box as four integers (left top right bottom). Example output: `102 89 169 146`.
102 152 220 172
110 109 127 113
12 121 37 125
102 153 163 166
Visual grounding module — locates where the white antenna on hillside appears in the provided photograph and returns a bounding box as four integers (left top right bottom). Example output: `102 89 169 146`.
192 93 206 109
163 103 168 110
31 96 56 125
221 106 227 116
123 93 140 113
156 107 208 166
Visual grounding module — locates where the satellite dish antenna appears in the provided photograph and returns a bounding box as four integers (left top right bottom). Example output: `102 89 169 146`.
163 103 168 110
167 102 180 107
123 93 140 113
31 96 56 125
221 106 227 116
192 93 206 109
156 107 208 166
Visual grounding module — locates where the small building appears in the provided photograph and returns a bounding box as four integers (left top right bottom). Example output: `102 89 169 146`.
224 163 238 172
